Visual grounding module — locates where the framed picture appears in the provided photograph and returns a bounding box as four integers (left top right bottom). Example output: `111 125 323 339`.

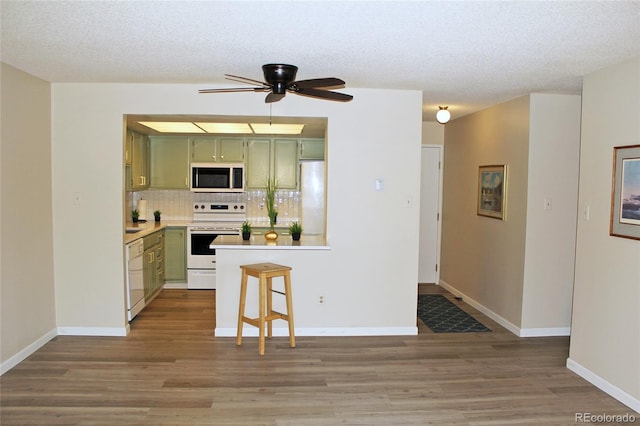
478 165 507 220
610 144 640 240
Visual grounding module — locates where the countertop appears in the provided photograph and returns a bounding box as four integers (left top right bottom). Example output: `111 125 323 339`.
209 234 330 250
125 221 329 250
124 220 191 244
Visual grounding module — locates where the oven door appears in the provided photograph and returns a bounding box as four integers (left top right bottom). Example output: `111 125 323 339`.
187 231 218 269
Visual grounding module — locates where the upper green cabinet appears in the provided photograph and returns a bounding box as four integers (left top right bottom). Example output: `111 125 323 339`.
274 139 299 188
246 138 271 189
129 130 150 191
299 138 325 160
246 138 299 189
125 133 322 192
191 137 245 163
150 136 190 189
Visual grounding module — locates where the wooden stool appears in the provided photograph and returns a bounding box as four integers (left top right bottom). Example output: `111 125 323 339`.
237 262 295 355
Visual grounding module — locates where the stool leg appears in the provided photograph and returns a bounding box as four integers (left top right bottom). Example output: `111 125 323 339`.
258 273 266 355
284 271 296 348
237 269 248 346
267 276 273 339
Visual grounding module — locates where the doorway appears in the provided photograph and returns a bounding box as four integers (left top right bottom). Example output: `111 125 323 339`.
418 145 442 284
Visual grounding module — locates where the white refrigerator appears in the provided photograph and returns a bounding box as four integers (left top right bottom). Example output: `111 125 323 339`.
300 161 325 235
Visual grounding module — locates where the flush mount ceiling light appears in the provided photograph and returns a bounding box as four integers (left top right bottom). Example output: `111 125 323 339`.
249 123 305 134
436 106 451 124
138 122 205 133
194 122 252 133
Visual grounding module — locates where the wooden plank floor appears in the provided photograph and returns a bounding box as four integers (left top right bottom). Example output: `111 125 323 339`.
1 286 635 425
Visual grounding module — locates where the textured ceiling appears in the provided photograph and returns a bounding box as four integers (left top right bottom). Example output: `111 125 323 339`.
2 1 639 121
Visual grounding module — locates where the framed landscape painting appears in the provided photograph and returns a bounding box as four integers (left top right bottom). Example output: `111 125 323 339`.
478 165 507 220
610 144 640 240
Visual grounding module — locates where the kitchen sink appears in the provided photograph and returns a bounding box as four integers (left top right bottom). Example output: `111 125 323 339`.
126 228 143 234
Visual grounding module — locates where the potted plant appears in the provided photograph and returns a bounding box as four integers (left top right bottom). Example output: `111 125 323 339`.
241 221 252 241
131 209 139 223
154 210 161 222
265 177 279 241
288 221 302 241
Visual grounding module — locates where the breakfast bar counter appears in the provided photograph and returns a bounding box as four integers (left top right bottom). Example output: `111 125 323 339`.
209 234 330 250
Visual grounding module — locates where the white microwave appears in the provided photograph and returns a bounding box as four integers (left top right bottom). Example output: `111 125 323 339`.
190 163 244 192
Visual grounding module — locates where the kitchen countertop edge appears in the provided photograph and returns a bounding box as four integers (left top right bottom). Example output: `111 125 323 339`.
210 234 330 250
124 221 191 244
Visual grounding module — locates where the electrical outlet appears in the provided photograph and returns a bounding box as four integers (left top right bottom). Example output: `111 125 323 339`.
319 295 325 304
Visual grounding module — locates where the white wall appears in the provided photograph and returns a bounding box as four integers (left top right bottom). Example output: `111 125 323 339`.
568 56 640 412
440 96 531 328
1 63 57 371
422 122 444 145
521 94 582 333
50 85 423 334
440 94 582 336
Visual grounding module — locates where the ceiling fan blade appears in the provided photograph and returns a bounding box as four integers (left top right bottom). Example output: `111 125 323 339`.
198 87 267 94
294 87 353 102
293 78 346 89
265 92 285 103
224 73 267 86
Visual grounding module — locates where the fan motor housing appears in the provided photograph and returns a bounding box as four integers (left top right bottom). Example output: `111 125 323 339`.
263 64 298 94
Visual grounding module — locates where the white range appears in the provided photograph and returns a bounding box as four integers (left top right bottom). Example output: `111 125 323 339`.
186 202 246 289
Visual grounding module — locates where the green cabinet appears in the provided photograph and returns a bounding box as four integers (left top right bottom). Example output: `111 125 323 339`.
191 137 245 163
274 139 299 189
150 136 190 189
246 138 298 189
143 230 164 301
129 131 150 191
299 138 325 160
246 138 271 188
164 227 187 283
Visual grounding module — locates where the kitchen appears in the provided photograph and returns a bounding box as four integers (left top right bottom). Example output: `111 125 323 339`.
42 84 422 340
124 114 330 324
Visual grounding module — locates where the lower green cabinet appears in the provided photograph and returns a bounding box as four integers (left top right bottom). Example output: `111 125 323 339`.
143 230 164 301
165 227 187 283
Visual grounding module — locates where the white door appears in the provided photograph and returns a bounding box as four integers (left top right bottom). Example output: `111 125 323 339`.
418 146 442 283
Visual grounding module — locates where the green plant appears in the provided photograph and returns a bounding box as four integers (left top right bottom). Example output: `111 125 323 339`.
288 221 302 234
265 177 278 229
154 210 161 217
241 221 252 233
131 209 139 220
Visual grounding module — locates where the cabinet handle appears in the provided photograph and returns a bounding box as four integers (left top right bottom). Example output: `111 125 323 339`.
185 176 189 187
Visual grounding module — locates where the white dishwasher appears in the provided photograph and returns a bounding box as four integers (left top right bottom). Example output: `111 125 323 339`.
126 239 145 321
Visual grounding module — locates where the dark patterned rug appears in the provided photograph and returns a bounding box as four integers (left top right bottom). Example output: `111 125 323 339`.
418 294 491 333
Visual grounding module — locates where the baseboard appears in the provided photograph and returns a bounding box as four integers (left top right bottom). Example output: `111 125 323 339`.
520 327 571 337
1 328 57 375
567 358 640 413
438 280 521 336
215 326 418 337
163 282 188 289
57 327 128 336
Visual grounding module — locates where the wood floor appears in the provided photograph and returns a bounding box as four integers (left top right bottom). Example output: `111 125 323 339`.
1 286 634 425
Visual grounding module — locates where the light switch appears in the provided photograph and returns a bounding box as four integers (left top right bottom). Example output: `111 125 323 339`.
73 192 81 205
374 178 384 191
544 198 552 210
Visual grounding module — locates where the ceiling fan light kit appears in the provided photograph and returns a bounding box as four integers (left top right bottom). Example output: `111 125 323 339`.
436 106 451 124
199 64 353 103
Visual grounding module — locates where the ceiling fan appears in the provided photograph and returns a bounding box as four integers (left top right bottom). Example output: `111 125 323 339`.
199 64 353 103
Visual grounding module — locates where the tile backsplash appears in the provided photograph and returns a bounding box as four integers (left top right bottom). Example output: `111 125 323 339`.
127 190 301 226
